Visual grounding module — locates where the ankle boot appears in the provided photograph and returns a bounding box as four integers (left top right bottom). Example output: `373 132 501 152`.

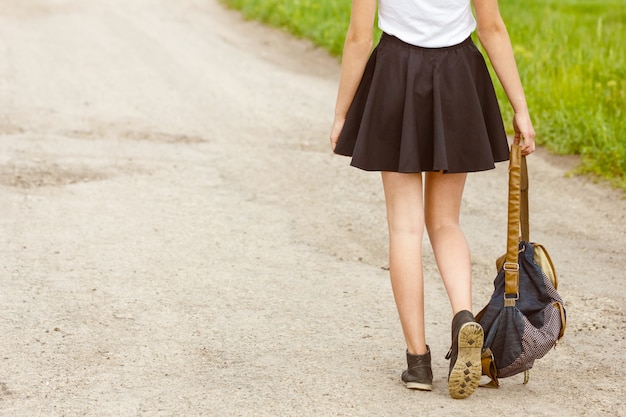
446 310 484 399
401 346 433 391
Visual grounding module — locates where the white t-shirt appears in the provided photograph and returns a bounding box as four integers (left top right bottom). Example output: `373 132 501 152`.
378 0 477 47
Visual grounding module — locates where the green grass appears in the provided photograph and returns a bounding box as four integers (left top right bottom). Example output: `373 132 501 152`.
221 0 626 189
496 1 625 189
220 0 353 55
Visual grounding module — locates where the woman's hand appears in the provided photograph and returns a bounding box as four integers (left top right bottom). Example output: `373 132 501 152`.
330 116 346 151
513 111 536 155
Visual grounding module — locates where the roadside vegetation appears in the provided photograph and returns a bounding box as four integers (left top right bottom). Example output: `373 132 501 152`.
221 0 625 189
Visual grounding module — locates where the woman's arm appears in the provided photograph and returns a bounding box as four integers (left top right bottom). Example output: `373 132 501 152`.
330 0 378 151
473 0 536 155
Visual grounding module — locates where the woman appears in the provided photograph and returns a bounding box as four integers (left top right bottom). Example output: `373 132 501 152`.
330 0 535 399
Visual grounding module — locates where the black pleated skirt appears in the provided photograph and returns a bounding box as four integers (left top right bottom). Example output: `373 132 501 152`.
334 33 510 173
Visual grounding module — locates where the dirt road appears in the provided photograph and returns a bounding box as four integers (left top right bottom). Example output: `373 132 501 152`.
1 0 624 415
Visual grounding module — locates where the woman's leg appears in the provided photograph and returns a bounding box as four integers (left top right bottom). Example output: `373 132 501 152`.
423 171 472 314
424 171 483 399
381 171 427 355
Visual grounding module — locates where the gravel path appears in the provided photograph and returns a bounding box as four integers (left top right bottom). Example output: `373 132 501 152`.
1 1 625 415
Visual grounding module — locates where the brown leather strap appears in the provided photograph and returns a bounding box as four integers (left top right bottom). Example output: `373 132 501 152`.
480 348 500 388
520 156 530 242
504 145 522 299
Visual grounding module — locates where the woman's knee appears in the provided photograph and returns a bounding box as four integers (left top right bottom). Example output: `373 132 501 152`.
425 217 460 238
388 219 425 238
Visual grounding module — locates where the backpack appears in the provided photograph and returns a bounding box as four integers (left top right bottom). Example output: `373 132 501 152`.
476 145 567 387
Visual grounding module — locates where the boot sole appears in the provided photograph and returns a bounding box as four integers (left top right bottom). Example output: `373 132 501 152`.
405 381 433 391
448 322 484 399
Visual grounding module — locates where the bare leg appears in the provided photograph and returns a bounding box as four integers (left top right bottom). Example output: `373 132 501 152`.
424 171 472 314
381 171 427 355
